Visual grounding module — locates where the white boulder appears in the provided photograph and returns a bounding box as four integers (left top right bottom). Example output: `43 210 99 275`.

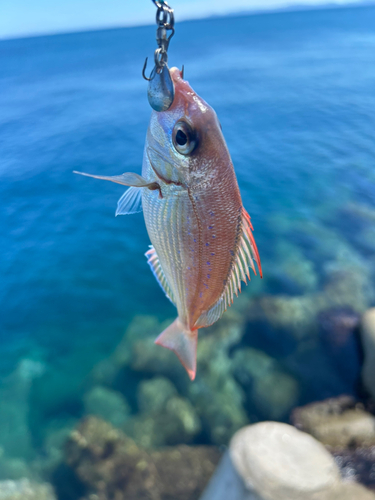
230 422 341 500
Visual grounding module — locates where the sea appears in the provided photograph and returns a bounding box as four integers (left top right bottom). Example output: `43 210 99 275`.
1 2 375 477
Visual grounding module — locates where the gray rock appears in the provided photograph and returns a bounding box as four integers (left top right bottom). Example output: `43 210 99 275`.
247 294 321 340
124 377 201 448
360 308 375 399
292 396 375 448
0 479 56 500
188 312 249 445
200 451 262 500
232 349 299 420
0 453 31 481
230 422 341 500
83 386 131 427
273 241 318 292
137 376 177 413
0 360 45 460
65 416 220 500
90 316 184 385
91 311 249 447
310 483 375 500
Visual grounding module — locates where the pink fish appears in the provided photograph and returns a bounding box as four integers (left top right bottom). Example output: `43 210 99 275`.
75 67 262 380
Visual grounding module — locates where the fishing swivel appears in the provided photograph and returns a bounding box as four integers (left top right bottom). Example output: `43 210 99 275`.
143 0 176 112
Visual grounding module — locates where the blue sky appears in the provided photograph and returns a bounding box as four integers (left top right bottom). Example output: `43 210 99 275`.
0 0 370 39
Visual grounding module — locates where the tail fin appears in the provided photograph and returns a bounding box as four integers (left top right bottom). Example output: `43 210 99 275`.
155 318 198 381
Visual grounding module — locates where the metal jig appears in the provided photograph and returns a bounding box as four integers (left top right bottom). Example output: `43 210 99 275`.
143 0 176 112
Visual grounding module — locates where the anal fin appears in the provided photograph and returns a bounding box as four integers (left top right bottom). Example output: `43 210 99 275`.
145 246 176 305
155 318 198 381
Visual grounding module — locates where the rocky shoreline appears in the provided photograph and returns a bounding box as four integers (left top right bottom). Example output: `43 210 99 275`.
0 221 374 499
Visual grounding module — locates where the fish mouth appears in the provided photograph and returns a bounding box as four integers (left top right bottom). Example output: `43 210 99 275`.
146 146 186 188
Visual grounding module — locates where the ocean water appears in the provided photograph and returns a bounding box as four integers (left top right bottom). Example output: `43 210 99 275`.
1 3 375 477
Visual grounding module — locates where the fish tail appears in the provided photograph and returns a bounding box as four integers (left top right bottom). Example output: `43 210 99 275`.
155 318 198 381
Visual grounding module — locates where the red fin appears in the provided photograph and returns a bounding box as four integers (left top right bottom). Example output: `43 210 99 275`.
242 207 263 278
155 318 197 380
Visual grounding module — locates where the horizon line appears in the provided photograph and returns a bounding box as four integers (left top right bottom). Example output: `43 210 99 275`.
1 1 374 42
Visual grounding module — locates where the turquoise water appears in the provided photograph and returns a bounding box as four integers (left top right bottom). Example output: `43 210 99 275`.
1 4 375 481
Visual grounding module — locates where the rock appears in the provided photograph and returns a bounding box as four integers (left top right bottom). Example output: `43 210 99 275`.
31 417 79 478
332 446 375 491
90 316 184 386
247 294 320 341
199 451 262 500
0 359 45 460
232 348 299 421
65 416 220 500
318 307 362 389
360 308 375 399
0 479 56 500
124 377 201 448
311 483 375 500
230 422 341 500
83 386 131 427
291 396 375 448
0 452 31 481
150 446 222 500
91 311 249 447
323 262 373 315
188 311 249 445
272 241 318 293
137 376 177 414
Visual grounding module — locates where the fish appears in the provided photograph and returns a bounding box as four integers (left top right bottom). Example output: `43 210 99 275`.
74 67 262 381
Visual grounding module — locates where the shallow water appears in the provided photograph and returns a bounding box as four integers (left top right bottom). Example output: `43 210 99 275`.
1 3 375 479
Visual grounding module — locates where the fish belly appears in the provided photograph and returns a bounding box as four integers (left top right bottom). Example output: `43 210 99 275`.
142 177 242 329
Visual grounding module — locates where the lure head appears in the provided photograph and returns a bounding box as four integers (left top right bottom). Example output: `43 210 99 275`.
147 64 175 112
146 67 233 188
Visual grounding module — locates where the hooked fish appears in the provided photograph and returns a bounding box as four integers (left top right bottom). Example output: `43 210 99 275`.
75 67 262 380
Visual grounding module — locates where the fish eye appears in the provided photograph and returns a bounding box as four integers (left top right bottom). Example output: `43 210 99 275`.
172 121 196 155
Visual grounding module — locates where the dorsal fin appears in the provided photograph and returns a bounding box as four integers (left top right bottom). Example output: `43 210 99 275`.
195 207 262 328
145 246 176 305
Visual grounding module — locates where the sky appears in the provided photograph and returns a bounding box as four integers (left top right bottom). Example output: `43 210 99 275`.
0 0 371 39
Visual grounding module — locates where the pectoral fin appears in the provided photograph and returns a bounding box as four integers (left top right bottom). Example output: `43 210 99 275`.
74 170 159 190
155 318 198 381
116 187 143 216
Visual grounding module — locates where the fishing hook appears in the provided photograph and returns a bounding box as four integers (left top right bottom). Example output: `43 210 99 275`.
142 0 181 111
142 58 152 82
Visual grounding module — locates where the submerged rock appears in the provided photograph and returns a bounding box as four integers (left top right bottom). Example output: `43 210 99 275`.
188 311 249 445
232 348 299 421
65 416 220 500
83 386 131 427
124 377 201 448
291 396 375 449
272 241 318 293
90 310 249 447
247 294 320 341
360 308 375 400
332 446 375 491
0 479 56 500
318 307 362 389
0 453 31 481
0 359 45 460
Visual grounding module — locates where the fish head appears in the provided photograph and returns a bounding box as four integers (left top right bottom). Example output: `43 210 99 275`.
146 67 232 188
